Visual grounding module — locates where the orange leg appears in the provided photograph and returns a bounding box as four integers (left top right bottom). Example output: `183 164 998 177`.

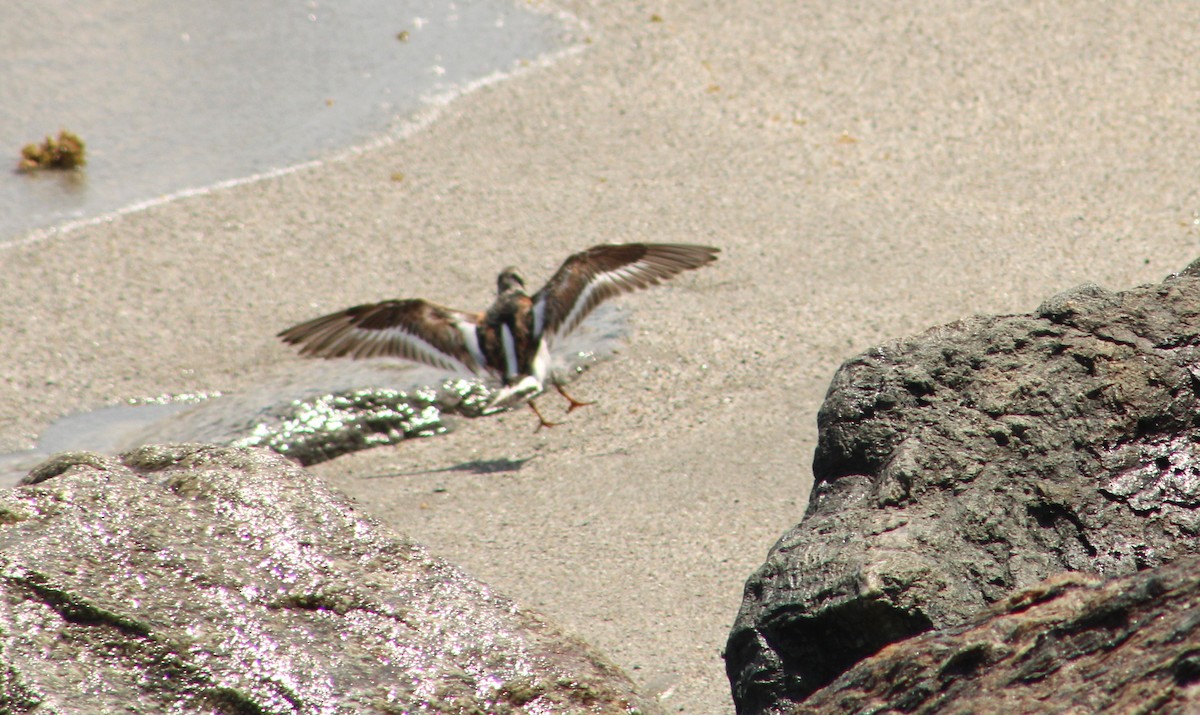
528 400 562 432
555 384 595 413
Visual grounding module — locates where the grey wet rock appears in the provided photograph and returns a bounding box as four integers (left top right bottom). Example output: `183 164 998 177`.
229 380 494 466
3 445 659 714
793 555 1200 714
727 259 1200 714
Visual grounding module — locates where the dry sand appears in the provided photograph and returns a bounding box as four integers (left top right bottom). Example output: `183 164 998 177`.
4 3 1200 712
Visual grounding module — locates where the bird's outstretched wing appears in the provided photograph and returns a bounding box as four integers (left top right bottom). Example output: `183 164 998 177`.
278 299 487 375
532 243 719 339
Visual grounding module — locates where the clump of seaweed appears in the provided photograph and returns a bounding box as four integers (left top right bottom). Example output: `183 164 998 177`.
18 130 86 172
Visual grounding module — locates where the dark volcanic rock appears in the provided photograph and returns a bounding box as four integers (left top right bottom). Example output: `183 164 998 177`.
3 445 658 714
794 556 1200 714
727 260 1200 714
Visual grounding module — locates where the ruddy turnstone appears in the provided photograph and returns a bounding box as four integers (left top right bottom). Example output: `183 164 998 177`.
278 243 719 428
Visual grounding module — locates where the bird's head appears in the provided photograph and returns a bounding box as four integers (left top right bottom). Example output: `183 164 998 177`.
497 267 526 295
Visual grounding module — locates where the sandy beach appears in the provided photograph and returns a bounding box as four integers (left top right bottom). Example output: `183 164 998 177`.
4 3 1200 712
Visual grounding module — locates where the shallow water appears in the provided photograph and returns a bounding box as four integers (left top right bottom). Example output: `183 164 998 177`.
0 0 579 244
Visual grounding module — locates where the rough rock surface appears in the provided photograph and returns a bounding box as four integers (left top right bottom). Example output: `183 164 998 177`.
227 381 492 465
2 445 658 714
727 259 1200 714
794 555 1200 714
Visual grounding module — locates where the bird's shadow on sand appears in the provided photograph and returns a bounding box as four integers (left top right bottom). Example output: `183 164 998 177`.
362 456 537 479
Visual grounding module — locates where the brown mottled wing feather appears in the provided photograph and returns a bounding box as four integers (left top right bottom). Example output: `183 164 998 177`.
277 299 486 374
532 243 719 338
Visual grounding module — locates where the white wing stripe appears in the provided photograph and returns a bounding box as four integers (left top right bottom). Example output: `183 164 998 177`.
458 322 486 371
533 298 546 338
372 326 477 374
556 274 615 338
500 323 518 378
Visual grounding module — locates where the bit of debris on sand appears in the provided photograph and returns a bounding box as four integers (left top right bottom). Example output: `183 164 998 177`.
18 130 86 172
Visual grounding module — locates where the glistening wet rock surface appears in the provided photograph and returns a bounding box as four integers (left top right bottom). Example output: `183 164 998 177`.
223 380 494 466
727 258 1200 714
2 445 658 714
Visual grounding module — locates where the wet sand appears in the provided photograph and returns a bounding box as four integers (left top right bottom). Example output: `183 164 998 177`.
5 3 1200 712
